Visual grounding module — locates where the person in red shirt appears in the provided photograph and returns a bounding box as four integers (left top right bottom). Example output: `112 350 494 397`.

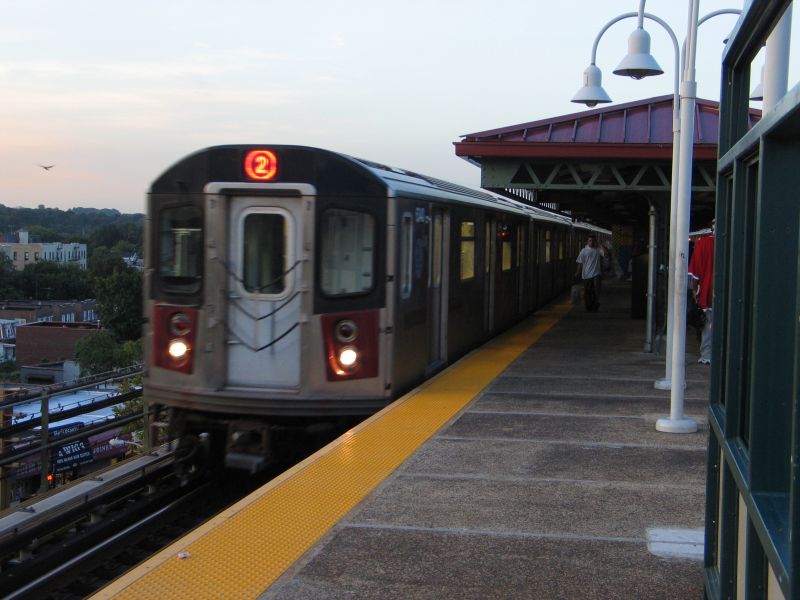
688 219 715 364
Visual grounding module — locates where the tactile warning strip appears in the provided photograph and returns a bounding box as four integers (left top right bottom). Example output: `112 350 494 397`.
93 301 570 599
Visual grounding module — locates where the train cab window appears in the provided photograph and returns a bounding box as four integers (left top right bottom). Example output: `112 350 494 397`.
460 221 476 281
158 205 203 293
320 208 375 296
242 212 287 295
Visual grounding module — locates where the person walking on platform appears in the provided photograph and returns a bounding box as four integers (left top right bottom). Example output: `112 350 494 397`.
689 219 715 364
576 235 602 312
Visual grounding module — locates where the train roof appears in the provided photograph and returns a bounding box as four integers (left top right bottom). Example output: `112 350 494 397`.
151 145 605 231
349 156 575 226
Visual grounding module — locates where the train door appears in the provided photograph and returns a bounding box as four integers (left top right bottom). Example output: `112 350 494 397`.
484 219 496 334
428 208 449 370
224 196 304 388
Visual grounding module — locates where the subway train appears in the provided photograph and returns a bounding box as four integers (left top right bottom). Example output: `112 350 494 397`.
143 145 607 470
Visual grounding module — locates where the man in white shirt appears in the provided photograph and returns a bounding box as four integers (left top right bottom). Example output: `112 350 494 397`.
575 235 602 312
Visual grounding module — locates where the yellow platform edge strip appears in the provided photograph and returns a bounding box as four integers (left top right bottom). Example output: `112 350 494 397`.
93 299 571 600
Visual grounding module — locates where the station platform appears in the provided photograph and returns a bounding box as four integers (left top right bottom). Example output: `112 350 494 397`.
93 279 710 599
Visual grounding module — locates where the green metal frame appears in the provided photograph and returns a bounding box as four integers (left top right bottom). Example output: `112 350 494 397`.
481 158 717 194
706 1 800 598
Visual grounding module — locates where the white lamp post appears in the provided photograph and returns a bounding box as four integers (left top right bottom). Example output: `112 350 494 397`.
572 10 680 384
575 1 741 433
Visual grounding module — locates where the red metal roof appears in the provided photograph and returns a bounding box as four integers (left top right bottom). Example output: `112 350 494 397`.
455 95 761 161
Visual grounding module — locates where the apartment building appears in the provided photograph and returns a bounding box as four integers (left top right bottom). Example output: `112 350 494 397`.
0 231 87 270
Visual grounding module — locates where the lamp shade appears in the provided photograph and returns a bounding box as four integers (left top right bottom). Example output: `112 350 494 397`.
571 64 612 107
613 28 663 80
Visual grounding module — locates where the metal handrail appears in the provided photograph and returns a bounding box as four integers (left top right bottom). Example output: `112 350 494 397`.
0 377 148 498
0 388 143 438
0 366 142 410
0 409 145 469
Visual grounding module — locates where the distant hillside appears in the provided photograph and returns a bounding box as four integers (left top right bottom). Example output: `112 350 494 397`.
0 205 143 242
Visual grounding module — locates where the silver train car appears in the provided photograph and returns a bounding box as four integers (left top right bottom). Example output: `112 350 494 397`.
143 145 606 468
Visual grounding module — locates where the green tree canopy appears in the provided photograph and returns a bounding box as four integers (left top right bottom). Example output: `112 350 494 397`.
0 254 20 299
94 266 143 341
16 261 93 300
87 222 142 252
25 225 65 243
75 332 142 374
88 246 127 279
0 205 142 246
75 331 118 375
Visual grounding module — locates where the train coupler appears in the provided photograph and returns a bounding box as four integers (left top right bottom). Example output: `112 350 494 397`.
224 422 271 474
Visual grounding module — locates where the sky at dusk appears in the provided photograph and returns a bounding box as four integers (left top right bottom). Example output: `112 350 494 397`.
1 1 797 214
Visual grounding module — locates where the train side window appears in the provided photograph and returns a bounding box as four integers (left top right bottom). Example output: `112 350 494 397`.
321 208 375 296
460 221 475 281
545 230 552 263
559 239 564 260
158 205 203 293
501 239 512 271
485 222 492 273
400 212 413 298
242 212 286 295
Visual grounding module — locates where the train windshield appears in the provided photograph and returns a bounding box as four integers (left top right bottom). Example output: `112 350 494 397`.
158 205 203 293
320 208 375 296
242 213 286 294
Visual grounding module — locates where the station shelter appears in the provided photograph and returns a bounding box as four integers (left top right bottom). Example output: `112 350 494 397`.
454 95 759 343
458 10 800 593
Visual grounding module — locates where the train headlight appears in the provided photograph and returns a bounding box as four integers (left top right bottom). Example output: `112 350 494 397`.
338 347 359 368
335 319 358 343
168 340 189 359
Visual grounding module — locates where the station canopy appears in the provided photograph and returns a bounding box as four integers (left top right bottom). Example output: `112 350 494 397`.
454 95 760 229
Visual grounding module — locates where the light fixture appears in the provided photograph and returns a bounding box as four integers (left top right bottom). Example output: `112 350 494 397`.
571 64 612 107
168 340 189 359
613 28 664 79
338 347 358 368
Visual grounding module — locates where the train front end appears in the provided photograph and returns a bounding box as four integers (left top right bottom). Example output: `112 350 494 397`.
144 146 390 469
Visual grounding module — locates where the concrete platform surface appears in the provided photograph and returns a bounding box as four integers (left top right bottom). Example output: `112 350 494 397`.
263 280 709 599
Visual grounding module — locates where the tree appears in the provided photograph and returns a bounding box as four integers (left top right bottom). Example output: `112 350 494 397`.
0 254 21 298
119 339 143 365
94 267 143 341
88 222 142 253
16 261 92 300
74 333 142 375
25 226 64 243
75 331 119 374
88 246 126 279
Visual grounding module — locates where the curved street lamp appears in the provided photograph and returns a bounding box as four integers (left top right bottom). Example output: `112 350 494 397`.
572 10 680 387
574 1 741 433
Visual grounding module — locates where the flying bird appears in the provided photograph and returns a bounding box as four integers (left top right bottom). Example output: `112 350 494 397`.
38 164 55 171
